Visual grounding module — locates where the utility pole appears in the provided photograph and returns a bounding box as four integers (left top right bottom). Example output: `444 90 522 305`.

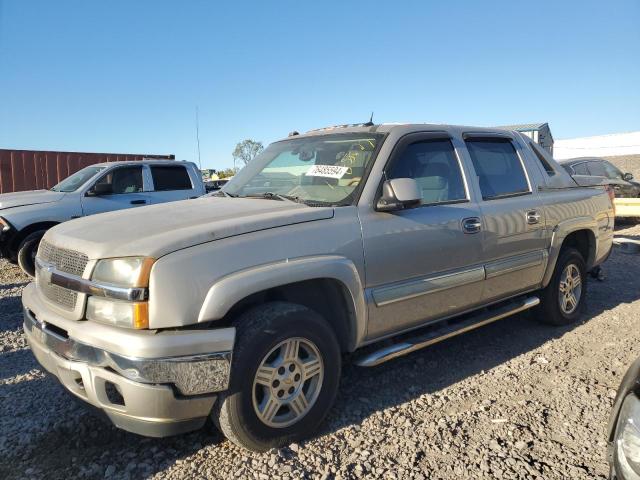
195 106 202 170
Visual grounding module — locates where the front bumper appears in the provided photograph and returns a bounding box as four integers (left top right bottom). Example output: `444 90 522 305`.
23 291 235 437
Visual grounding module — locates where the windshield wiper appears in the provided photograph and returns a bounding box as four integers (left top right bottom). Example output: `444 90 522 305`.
243 192 306 204
213 190 239 198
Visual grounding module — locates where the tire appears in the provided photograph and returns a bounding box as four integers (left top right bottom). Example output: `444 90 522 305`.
213 302 341 452
17 230 47 277
535 248 587 326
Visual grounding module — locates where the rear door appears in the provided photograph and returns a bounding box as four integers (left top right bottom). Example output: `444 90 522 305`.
81 165 151 216
463 134 548 303
147 164 200 204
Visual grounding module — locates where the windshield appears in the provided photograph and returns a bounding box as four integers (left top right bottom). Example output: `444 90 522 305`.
223 133 385 206
51 165 106 192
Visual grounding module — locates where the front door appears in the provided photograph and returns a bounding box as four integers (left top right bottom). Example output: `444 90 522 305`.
360 133 485 340
463 135 548 302
81 165 150 216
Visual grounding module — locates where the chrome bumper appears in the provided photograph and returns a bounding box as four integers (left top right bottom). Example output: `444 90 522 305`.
23 307 234 437
23 307 232 396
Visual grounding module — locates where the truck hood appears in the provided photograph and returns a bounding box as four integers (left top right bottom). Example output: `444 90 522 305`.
46 196 335 260
0 190 66 210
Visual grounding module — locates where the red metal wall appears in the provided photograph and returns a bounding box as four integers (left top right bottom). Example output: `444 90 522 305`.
0 150 175 194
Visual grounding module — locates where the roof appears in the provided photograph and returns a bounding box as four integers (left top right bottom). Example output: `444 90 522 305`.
91 159 189 167
495 123 548 132
293 123 531 140
558 157 604 165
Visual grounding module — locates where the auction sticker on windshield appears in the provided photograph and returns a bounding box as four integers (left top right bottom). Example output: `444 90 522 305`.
305 165 349 179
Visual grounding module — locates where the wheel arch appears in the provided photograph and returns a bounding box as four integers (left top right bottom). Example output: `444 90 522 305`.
197 256 367 352
542 218 598 288
10 221 59 255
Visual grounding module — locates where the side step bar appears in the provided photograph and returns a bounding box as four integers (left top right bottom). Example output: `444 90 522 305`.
355 296 540 367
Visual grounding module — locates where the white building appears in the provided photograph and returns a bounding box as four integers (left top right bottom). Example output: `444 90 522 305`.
554 131 640 160
496 123 554 154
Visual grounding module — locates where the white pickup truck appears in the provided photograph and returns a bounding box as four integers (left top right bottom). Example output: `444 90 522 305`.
0 160 205 275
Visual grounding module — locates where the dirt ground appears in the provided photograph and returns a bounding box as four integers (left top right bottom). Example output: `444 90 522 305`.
1 223 639 479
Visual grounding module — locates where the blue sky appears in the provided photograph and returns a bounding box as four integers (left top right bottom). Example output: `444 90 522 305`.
0 0 638 170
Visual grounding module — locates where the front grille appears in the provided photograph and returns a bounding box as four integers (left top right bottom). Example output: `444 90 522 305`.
37 240 89 311
38 239 89 276
38 280 78 310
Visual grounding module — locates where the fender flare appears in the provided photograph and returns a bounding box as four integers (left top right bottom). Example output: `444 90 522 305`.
197 255 367 350
542 216 598 287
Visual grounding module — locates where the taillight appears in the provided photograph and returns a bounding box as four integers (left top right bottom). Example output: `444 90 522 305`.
605 185 616 216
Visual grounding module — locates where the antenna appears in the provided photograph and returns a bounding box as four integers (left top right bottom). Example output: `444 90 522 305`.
195 106 202 170
364 112 374 127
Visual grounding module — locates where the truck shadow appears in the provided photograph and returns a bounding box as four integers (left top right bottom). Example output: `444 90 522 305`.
0 375 222 480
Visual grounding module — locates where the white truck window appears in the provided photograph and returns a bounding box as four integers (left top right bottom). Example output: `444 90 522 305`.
151 166 193 191
95 167 143 194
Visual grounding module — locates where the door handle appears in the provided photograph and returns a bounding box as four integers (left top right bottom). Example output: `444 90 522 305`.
130 199 147 205
462 217 482 234
526 210 541 224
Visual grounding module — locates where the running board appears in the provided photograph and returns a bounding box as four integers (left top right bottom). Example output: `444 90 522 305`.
355 296 540 367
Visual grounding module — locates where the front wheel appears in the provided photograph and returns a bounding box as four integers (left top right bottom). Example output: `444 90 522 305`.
213 302 341 452
535 248 587 326
17 230 47 277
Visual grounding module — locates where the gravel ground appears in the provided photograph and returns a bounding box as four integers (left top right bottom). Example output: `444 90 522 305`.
1 223 639 480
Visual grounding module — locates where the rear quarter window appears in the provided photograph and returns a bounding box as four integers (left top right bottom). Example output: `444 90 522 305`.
150 166 193 191
465 138 530 200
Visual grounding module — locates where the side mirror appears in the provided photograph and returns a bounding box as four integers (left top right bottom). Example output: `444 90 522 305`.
623 172 634 181
86 183 112 197
376 178 422 212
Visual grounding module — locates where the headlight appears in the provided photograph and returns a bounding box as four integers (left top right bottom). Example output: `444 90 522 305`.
615 393 640 479
0 217 11 233
87 297 149 329
89 257 154 329
92 257 154 287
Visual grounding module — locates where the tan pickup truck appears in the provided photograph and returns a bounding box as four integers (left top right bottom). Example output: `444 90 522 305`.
23 123 614 451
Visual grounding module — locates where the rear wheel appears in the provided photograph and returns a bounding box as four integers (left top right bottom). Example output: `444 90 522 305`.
213 302 341 452
17 230 47 277
535 248 587 326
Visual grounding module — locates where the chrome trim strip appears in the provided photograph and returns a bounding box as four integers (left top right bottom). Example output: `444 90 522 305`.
35 257 147 302
485 251 545 279
372 266 486 307
24 308 231 395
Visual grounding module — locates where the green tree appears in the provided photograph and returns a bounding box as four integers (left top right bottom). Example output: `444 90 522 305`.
218 167 237 178
232 139 264 168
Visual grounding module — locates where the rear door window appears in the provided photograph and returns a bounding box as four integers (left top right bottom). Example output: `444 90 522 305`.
570 163 590 175
465 138 530 200
150 166 193 191
587 161 607 177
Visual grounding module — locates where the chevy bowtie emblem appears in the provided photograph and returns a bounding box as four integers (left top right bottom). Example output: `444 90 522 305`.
42 265 54 286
